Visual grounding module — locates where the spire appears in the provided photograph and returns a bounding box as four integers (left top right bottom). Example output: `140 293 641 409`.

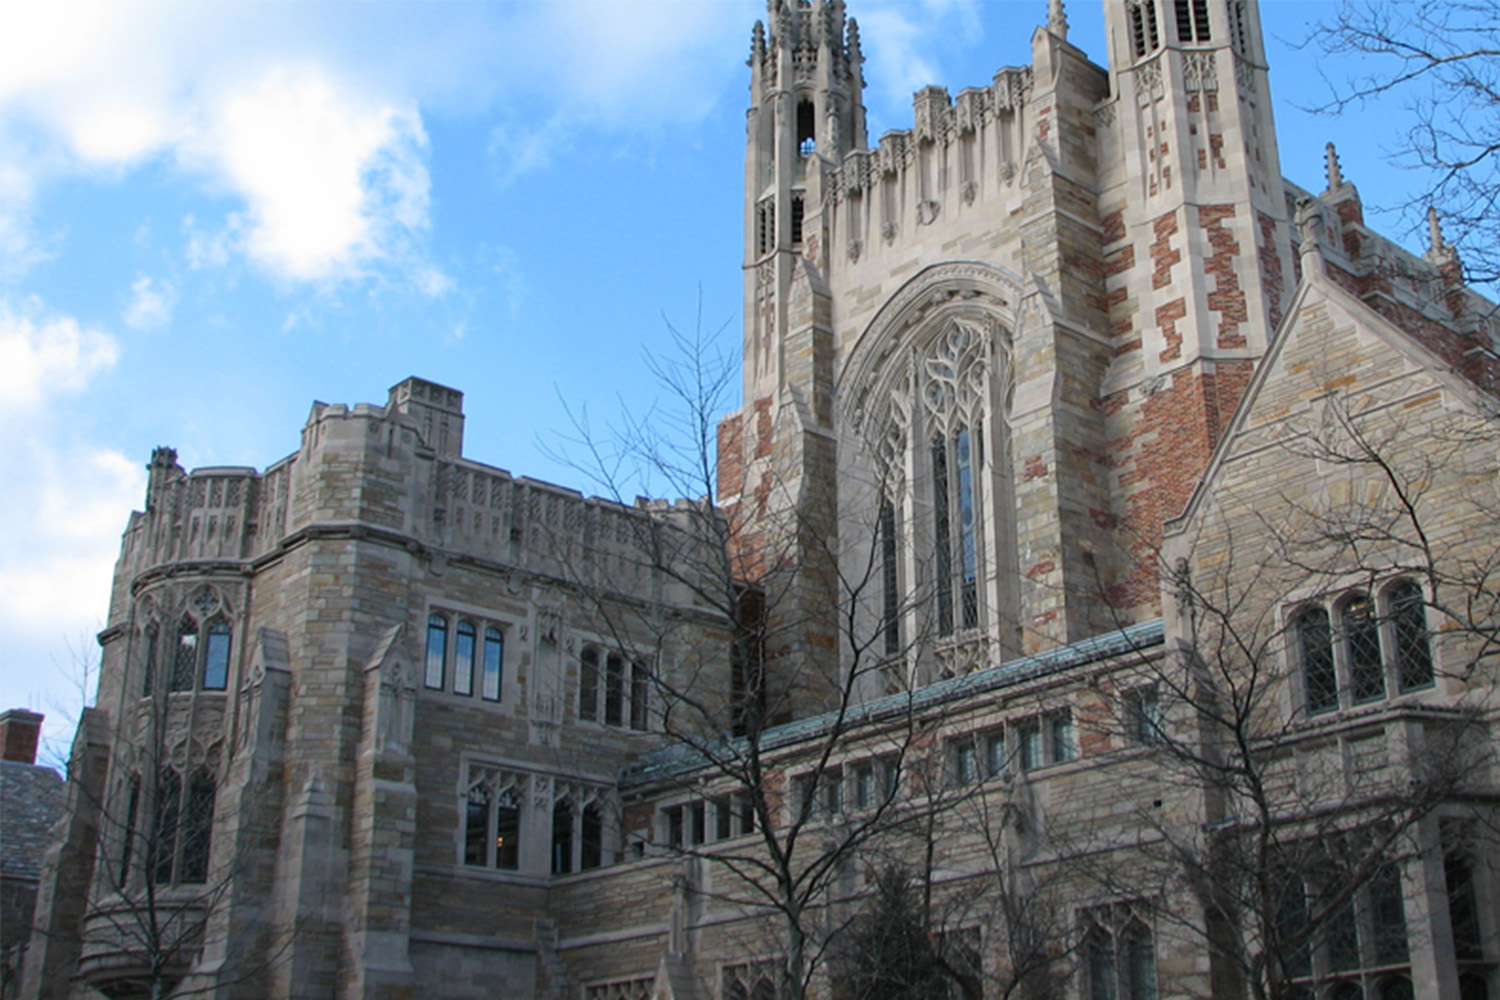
1048 0 1068 41
1427 206 1447 255
1324 142 1344 192
847 16 863 67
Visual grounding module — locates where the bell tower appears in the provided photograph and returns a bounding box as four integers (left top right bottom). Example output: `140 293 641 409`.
743 0 865 400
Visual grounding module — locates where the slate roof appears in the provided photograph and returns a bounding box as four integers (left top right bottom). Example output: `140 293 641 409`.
1 760 64 883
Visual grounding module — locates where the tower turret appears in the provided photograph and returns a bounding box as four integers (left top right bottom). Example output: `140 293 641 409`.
743 0 865 400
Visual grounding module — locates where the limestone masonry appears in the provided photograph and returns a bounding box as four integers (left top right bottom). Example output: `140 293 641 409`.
21 3 1500 999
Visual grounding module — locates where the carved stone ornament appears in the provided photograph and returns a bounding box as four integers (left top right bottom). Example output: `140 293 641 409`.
916 200 941 226
882 220 897 242
847 238 863 262
961 181 977 206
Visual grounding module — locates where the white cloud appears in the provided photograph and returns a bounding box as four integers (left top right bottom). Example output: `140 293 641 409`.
0 296 138 750
188 66 432 282
123 275 176 329
0 298 119 412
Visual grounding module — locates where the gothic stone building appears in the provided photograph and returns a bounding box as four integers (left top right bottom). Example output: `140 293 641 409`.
23 2 1500 999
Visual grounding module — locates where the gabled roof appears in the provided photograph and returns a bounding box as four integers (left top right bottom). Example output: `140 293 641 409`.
1167 252 1500 538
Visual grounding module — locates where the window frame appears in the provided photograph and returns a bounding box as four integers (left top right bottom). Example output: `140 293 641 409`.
425 609 510 702
1290 579 1437 717
578 643 651 731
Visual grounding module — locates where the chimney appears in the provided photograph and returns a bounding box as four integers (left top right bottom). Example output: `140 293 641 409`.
0 708 44 764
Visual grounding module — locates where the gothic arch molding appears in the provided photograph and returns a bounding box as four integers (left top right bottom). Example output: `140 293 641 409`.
838 260 1024 438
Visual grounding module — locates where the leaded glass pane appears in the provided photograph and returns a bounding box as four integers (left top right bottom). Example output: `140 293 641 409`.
1298 607 1337 714
1389 582 1433 691
1343 594 1385 703
172 622 198 691
932 437 954 635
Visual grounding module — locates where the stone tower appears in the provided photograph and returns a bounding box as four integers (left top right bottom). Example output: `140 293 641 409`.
721 0 1300 705
1094 0 1296 611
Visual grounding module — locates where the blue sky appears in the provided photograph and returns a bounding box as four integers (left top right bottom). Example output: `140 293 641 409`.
0 0 1439 759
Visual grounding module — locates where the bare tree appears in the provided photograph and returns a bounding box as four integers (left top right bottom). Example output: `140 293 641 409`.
549 303 955 1000
1310 1 1500 286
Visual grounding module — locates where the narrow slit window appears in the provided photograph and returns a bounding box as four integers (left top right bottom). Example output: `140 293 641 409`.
630 660 649 731
1388 581 1433 691
172 620 198 692
1342 594 1385 703
142 623 158 696
482 627 504 701
1298 606 1337 714
880 499 900 656
120 775 141 885
180 772 215 884
796 99 816 156
790 192 805 245
932 437 954 635
201 619 231 691
454 620 477 697
552 799 574 875
956 426 978 630
581 802 604 870
151 767 182 885
425 614 448 690
579 648 600 721
604 653 625 726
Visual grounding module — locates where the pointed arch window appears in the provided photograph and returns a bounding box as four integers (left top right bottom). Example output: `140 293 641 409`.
922 321 991 638
464 768 523 871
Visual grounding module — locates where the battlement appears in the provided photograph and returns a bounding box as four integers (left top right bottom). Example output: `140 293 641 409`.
116 379 719 615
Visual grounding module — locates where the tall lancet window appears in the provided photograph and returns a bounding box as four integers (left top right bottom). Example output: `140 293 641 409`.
923 321 989 638
848 281 1017 683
